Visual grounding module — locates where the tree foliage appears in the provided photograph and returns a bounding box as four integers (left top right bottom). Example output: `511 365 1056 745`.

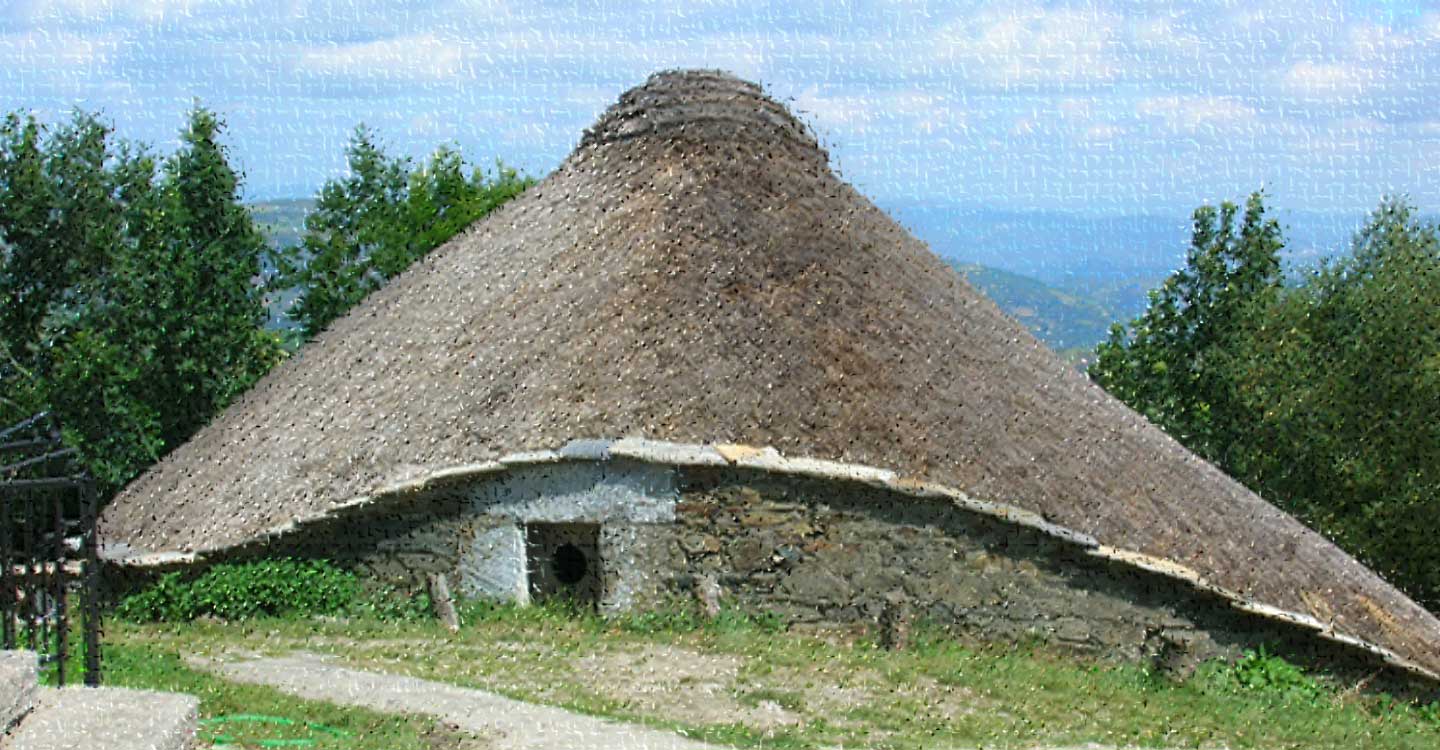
0 106 281 491
271 126 535 338
1092 192 1440 610
1090 192 1286 462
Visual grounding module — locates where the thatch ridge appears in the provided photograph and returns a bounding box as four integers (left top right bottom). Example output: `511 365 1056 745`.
99 69 1440 676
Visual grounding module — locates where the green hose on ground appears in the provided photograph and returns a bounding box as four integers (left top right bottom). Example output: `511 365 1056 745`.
198 714 352 748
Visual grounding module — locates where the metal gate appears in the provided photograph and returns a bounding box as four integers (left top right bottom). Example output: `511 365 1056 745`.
0 413 103 686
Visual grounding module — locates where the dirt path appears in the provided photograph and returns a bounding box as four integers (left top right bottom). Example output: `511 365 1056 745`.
187 651 726 750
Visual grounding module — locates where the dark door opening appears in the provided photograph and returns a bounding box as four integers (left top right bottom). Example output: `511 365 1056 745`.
525 523 601 607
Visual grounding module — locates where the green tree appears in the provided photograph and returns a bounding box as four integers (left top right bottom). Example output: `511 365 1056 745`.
0 111 125 421
0 106 282 490
1093 193 1440 610
1090 191 1285 463
272 127 533 338
1233 197 1440 603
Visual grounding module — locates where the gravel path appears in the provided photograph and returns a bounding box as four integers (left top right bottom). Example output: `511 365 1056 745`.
187 652 725 750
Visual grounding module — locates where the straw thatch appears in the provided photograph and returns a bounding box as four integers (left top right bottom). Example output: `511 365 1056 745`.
99 70 1440 675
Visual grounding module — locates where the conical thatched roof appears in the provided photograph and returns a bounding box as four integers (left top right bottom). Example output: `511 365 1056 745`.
101 70 1440 676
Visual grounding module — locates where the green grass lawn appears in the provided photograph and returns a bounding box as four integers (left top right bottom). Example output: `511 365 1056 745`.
102 600 1440 750
38 625 489 749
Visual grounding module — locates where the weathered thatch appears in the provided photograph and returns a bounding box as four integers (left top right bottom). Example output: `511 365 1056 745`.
100 70 1440 676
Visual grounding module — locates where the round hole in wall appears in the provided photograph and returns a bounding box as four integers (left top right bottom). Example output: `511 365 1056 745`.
553 543 588 585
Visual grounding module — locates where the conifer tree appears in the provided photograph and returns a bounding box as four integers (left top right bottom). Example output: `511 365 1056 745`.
273 127 533 338
1 106 281 490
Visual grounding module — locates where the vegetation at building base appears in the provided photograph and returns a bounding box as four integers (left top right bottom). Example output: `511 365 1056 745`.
1090 192 1440 612
266 125 536 342
108 591 1440 750
114 558 432 624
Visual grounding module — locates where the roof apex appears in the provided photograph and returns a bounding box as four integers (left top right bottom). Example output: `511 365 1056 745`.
578 68 823 156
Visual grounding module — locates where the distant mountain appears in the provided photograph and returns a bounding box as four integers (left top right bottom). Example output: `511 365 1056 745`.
887 203 1191 285
249 198 314 252
882 200 1399 287
949 262 1120 354
884 202 1425 364
248 199 314 334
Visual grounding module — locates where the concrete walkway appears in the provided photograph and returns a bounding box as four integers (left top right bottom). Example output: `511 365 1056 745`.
190 652 725 750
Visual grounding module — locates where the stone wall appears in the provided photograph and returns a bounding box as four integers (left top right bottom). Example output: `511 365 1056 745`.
125 457 1429 692
668 466 1425 689
250 460 679 615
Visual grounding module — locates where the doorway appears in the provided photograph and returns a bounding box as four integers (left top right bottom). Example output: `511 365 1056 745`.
524 522 602 607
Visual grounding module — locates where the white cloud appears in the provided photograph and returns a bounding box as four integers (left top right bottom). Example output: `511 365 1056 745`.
1346 22 1412 60
1083 123 1125 141
1057 98 1092 121
932 6 1122 88
1422 12 1440 40
466 31 768 83
15 0 220 23
1282 60 1368 99
1136 95 1257 134
298 33 466 82
790 87 969 138
0 29 120 70
1127 16 1202 56
1329 116 1386 134
407 112 457 139
792 86 874 133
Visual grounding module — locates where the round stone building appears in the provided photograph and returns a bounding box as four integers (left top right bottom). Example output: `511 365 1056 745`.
99 70 1440 691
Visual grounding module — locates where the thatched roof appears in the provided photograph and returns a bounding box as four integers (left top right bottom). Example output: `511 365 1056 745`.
100 70 1440 676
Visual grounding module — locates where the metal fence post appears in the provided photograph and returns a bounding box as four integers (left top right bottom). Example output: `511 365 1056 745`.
81 478 101 686
0 415 102 686
52 487 68 686
1 484 11 650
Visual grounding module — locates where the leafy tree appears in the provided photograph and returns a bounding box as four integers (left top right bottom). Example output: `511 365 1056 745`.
0 111 125 420
1233 197 1439 603
1093 192 1440 610
1090 191 1285 463
0 106 282 490
272 126 534 338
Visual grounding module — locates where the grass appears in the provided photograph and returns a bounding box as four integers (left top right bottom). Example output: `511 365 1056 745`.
102 644 488 749
26 603 488 749
103 598 1440 750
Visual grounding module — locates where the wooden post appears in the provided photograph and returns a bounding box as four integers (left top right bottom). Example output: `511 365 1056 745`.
427 573 460 633
1 485 12 650
694 574 721 619
879 594 912 651
52 491 66 685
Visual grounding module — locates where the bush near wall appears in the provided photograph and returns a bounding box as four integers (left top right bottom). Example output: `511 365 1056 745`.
115 558 431 623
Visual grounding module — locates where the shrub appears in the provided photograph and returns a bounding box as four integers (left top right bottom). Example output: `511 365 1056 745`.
345 583 433 623
116 559 359 622
1195 646 1328 704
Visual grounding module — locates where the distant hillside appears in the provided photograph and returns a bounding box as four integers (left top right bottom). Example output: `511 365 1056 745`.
248 199 313 334
885 201 1408 287
249 198 314 252
949 261 1121 354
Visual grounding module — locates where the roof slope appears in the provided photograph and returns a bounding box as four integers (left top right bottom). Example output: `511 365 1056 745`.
100 70 1440 674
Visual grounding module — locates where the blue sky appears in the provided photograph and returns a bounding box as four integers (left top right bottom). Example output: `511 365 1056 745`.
2 0 1438 216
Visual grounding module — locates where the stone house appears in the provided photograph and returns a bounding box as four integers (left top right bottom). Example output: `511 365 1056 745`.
99 70 1440 691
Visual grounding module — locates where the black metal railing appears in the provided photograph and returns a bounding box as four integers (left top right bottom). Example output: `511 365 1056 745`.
0 413 102 686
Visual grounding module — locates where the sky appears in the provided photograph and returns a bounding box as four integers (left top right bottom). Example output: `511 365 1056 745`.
2 0 1438 217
